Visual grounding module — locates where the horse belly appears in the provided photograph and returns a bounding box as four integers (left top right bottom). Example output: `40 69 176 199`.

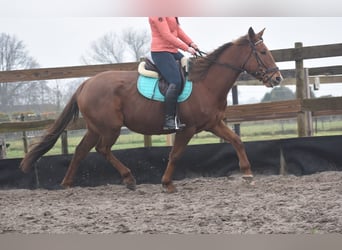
122 102 165 135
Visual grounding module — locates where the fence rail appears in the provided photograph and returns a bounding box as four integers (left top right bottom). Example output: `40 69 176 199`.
225 97 342 123
1 42 342 155
1 43 342 83
2 96 341 133
0 62 138 83
2 97 339 133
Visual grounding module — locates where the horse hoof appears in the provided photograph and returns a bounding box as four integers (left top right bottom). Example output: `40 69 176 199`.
60 182 72 189
123 177 136 191
242 175 255 185
125 182 136 191
162 183 177 193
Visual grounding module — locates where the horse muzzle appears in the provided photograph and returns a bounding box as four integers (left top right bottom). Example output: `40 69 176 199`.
263 71 283 88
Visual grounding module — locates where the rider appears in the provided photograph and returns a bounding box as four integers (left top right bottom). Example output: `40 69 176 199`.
148 17 198 130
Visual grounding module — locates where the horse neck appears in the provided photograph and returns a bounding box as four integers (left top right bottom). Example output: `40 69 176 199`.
203 47 246 102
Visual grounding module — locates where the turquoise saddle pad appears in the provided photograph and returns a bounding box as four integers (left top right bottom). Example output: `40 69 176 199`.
137 75 192 102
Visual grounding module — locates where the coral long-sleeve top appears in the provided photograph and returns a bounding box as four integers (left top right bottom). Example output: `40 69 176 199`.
149 17 193 53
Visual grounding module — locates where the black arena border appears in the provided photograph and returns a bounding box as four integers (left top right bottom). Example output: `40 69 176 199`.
0 135 341 189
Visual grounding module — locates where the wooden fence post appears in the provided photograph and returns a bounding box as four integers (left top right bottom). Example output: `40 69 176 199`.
144 135 152 147
232 85 240 136
61 130 69 154
295 42 308 137
304 68 313 136
20 114 29 154
166 133 175 146
0 137 7 159
22 131 28 153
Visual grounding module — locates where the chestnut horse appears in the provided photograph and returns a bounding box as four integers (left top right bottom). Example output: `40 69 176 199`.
20 27 282 193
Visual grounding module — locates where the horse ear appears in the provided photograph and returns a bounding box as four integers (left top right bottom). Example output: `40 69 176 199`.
257 28 266 38
248 27 266 42
248 27 256 40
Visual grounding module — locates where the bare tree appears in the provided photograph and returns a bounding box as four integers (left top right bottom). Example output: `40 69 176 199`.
122 28 150 61
81 32 126 64
82 27 151 64
0 33 37 71
60 78 83 106
0 33 53 111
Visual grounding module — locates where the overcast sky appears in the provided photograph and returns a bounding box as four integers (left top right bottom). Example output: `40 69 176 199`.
1 0 341 68
0 17 341 69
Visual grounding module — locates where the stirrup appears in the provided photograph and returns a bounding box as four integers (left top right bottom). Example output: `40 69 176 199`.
163 116 185 131
175 116 185 130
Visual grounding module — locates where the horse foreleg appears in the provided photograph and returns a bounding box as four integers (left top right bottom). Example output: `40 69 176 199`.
95 132 136 190
162 129 195 193
210 121 253 180
61 130 99 188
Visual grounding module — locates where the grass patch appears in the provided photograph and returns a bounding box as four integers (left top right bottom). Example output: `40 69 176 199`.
3 118 342 159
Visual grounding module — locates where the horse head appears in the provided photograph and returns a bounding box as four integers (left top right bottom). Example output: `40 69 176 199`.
242 27 283 87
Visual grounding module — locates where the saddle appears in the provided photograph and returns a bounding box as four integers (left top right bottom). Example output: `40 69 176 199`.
138 57 189 96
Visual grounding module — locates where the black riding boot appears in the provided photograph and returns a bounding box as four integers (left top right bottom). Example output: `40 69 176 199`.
163 84 185 130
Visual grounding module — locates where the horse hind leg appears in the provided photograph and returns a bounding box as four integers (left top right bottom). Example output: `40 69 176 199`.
61 130 99 188
95 130 136 190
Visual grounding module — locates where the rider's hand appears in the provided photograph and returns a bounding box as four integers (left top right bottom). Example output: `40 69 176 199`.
190 42 199 50
187 47 196 55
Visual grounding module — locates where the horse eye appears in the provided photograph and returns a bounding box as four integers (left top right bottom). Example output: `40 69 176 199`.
260 50 267 55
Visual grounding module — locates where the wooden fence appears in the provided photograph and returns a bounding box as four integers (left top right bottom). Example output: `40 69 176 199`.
1 42 342 155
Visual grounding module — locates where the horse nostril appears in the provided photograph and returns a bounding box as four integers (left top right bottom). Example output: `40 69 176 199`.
275 76 282 83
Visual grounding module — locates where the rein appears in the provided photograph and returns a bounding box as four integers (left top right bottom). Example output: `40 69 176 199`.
195 39 279 83
196 49 245 72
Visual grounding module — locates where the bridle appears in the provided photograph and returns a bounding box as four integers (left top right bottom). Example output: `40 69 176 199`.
242 39 279 84
196 38 279 85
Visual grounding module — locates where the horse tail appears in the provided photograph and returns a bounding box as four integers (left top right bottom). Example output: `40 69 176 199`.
20 90 80 173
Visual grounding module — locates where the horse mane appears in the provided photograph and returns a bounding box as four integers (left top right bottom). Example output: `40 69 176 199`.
188 34 249 82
